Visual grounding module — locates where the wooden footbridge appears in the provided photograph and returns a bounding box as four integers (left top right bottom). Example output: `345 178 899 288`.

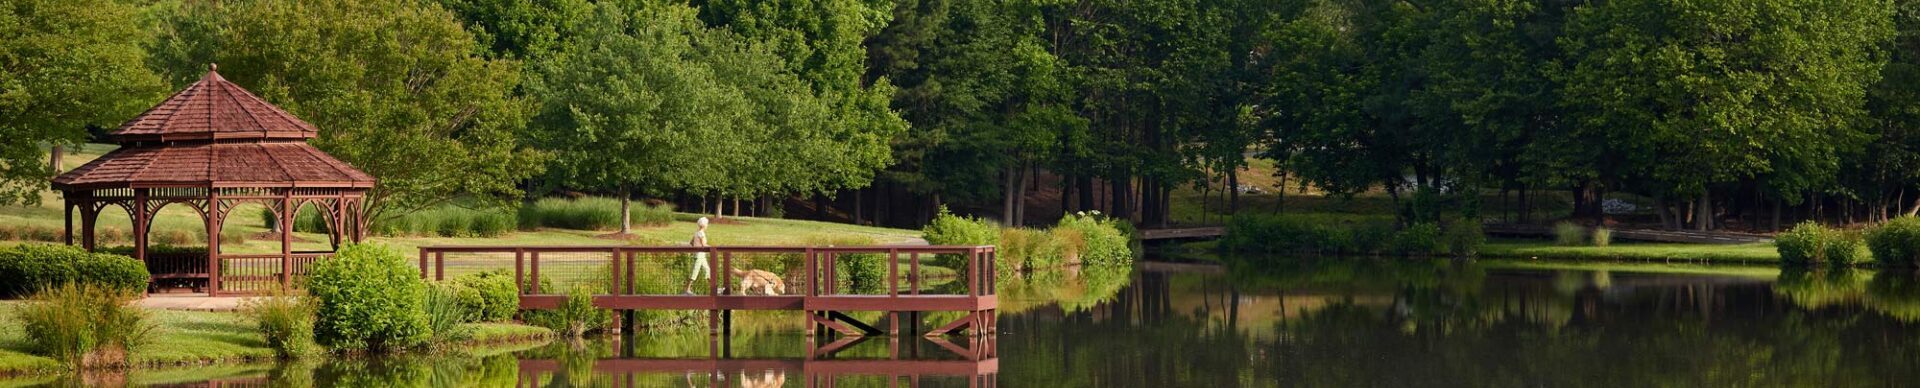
418 245 999 337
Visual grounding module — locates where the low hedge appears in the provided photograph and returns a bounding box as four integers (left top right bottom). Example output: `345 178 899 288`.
0 244 149 298
1779 221 1867 266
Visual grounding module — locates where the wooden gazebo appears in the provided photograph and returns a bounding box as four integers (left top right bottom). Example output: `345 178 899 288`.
52 65 374 295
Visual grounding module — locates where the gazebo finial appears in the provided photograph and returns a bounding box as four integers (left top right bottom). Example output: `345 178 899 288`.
209 63 217 72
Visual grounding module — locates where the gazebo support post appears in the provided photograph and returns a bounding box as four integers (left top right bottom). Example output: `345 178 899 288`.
281 193 293 291
206 190 221 296
63 203 73 245
133 189 147 263
81 205 97 251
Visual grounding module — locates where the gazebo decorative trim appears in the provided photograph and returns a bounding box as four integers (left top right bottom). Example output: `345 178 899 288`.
53 66 374 296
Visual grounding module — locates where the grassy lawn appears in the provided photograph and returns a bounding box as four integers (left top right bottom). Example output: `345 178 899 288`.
0 301 553 377
1479 240 1782 264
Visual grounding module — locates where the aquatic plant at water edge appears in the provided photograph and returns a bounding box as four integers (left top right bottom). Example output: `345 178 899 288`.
526 284 611 338
1000 227 1062 271
241 291 318 358
16 283 154 368
425 284 475 342
0 243 149 298
923 206 1000 246
1592 227 1613 247
1441 220 1484 257
1392 222 1443 255
1051 212 1132 265
306 243 430 351
1869 216 1920 267
1553 222 1588 246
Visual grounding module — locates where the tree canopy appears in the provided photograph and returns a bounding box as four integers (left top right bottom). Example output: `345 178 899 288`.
0 0 164 205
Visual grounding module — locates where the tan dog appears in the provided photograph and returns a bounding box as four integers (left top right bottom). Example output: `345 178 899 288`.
730 267 787 295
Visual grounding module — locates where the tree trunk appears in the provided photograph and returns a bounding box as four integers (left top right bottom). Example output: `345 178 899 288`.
1228 168 1240 214
620 185 633 235
1078 176 1094 215
1772 197 1783 232
1654 195 1673 230
853 189 864 225
714 194 725 219
1014 163 1031 226
1695 189 1712 231
49 145 63 174
1002 166 1018 226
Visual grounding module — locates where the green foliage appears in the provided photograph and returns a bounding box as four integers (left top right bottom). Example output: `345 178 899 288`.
1442 221 1485 257
1221 214 1392 254
305 244 430 352
1554 222 1589 246
373 205 518 238
15 283 154 368
0 0 164 206
241 293 318 358
0 244 149 298
1050 212 1133 266
526 284 610 338
516 197 672 231
1780 222 1868 266
806 235 885 294
1592 228 1614 247
1869 217 1920 267
1000 228 1062 272
148 0 545 223
447 270 520 323
1393 223 1444 256
923 207 1001 246
423 285 475 342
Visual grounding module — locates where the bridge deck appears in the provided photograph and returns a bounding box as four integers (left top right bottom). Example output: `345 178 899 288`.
421 245 1000 336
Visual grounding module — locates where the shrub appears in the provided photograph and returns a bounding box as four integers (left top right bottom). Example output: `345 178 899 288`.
1392 223 1443 255
241 292 317 358
922 206 1000 246
806 235 885 294
1592 227 1614 247
448 270 520 322
526 284 611 338
373 206 518 238
1780 222 1868 266
306 243 430 351
1219 214 1395 254
1554 222 1588 246
1869 217 1920 268
16 283 154 368
1441 220 1484 257
1051 212 1132 265
0 244 149 298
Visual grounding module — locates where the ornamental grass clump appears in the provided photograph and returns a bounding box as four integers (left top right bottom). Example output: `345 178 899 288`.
306 243 430 352
1779 222 1867 266
241 290 317 358
16 283 154 369
1553 222 1588 246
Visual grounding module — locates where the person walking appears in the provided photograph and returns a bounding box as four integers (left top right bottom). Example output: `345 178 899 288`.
682 217 711 295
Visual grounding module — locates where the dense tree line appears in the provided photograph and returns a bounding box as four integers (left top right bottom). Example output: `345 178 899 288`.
1 0 1914 231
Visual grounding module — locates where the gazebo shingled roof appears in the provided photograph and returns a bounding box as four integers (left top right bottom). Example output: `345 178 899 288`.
55 65 372 296
53 69 372 190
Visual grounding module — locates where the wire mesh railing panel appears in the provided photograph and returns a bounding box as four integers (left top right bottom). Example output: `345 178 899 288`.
619 251 706 296
712 251 808 296
433 251 518 281
526 250 616 295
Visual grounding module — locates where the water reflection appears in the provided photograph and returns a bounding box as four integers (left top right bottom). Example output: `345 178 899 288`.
38 259 1920 386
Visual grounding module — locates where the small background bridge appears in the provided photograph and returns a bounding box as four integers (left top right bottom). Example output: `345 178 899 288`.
418 245 999 338
1138 226 1227 242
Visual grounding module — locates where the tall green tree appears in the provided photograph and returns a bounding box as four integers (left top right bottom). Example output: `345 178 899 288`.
146 0 545 223
0 0 164 205
1555 0 1891 230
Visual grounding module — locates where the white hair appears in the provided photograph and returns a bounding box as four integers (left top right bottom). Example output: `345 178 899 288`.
697 217 710 227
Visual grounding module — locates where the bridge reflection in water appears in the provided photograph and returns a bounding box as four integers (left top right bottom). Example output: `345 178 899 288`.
515 334 999 388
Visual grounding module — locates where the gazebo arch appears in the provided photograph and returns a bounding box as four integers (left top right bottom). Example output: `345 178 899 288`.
52 65 374 296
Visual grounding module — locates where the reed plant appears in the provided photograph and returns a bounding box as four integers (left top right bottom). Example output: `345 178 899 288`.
15 283 155 369
241 290 318 358
517 197 673 231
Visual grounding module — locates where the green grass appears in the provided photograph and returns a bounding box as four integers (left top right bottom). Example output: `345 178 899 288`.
0 301 553 377
1479 259 1782 278
1479 240 1782 264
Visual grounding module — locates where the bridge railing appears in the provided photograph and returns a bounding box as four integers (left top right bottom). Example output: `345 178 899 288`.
416 245 997 299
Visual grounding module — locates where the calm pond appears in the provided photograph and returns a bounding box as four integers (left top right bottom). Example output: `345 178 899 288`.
30 258 1920 387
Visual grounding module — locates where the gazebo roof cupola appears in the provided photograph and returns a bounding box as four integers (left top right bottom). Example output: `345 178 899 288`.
112 65 319 143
